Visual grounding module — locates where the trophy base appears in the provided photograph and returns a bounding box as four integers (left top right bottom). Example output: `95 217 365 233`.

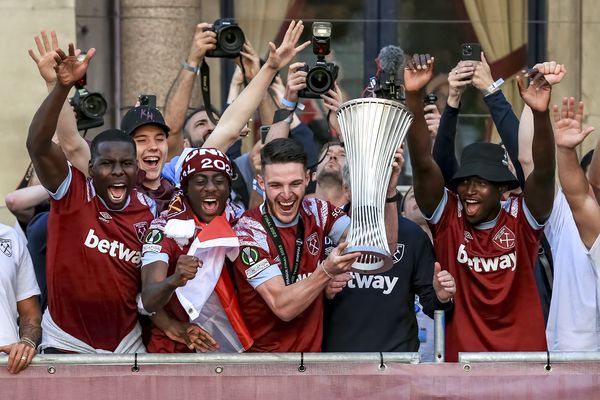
344 245 393 275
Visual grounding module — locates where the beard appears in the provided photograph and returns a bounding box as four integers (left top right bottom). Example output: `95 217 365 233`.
316 168 342 186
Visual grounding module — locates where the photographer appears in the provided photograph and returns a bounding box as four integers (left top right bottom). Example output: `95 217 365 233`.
164 22 216 160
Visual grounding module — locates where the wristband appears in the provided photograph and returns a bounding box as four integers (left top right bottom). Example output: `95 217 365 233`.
482 78 504 97
182 61 200 75
385 191 399 203
281 98 297 108
320 261 333 279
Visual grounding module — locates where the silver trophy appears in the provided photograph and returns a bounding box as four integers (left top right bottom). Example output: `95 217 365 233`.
337 98 413 273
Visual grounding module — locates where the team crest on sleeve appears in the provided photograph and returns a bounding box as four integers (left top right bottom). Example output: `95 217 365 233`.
0 238 12 257
144 229 164 245
134 222 148 243
165 195 186 219
240 247 260 266
305 232 320 256
393 243 405 263
493 226 516 250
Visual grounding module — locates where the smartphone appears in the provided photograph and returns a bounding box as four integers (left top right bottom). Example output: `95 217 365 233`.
138 94 157 108
460 43 481 61
260 125 270 144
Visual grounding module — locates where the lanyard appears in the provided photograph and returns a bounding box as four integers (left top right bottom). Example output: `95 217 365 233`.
261 211 304 286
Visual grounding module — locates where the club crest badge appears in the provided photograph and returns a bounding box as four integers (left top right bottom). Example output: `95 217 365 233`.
305 232 320 256
0 238 12 257
134 222 148 243
493 226 516 250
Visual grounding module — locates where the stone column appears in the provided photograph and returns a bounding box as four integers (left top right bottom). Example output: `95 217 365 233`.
120 0 221 117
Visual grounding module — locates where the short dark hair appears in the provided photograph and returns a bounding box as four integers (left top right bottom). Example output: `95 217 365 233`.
90 129 136 161
581 149 594 172
317 139 344 160
183 106 222 129
261 138 307 169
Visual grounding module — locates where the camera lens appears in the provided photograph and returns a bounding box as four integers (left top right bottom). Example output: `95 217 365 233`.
80 93 108 118
219 26 245 53
307 67 332 94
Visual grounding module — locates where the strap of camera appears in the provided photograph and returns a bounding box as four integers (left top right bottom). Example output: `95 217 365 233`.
200 60 220 126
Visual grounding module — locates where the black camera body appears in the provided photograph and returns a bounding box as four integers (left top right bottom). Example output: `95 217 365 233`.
298 22 337 99
298 61 339 99
69 82 107 131
205 18 245 58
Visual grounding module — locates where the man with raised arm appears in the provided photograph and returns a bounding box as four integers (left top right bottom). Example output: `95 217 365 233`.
405 54 555 361
139 22 311 352
27 44 156 353
553 98 600 317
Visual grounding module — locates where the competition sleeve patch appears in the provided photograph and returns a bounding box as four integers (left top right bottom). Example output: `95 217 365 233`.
144 229 164 244
245 259 271 279
240 246 260 266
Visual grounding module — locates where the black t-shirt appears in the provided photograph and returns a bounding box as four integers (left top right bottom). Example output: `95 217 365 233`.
323 216 451 352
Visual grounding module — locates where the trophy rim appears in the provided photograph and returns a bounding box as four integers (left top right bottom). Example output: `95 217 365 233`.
337 97 413 116
344 245 394 275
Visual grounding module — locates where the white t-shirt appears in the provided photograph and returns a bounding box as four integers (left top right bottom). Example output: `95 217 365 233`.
545 191 600 351
585 233 600 335
0 223 40 345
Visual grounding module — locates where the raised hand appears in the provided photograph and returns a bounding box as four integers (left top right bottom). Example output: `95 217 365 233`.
447 60 474 107
432 262 456 303
516 68 551 113
171 254 203 287
322 82 344 134
533 61 566 86
404 54 434 92
265 20 311 71
321 82 343 113
553 97 595 149
387 146 404 197
53 43 95 88
238 39 261 80
424 104 441 139
284 62 308 104
28 31 60 84
187 22 217 65
471 52 494 91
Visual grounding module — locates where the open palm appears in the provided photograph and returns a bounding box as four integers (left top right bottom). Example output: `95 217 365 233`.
553 98 594 149
266 20 311 71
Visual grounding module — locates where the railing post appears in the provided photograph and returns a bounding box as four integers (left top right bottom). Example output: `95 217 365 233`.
434 310 445 363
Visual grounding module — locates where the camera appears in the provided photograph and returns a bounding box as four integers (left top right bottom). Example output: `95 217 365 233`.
298 22 339 99
205 18 245 58
68 57 107 131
